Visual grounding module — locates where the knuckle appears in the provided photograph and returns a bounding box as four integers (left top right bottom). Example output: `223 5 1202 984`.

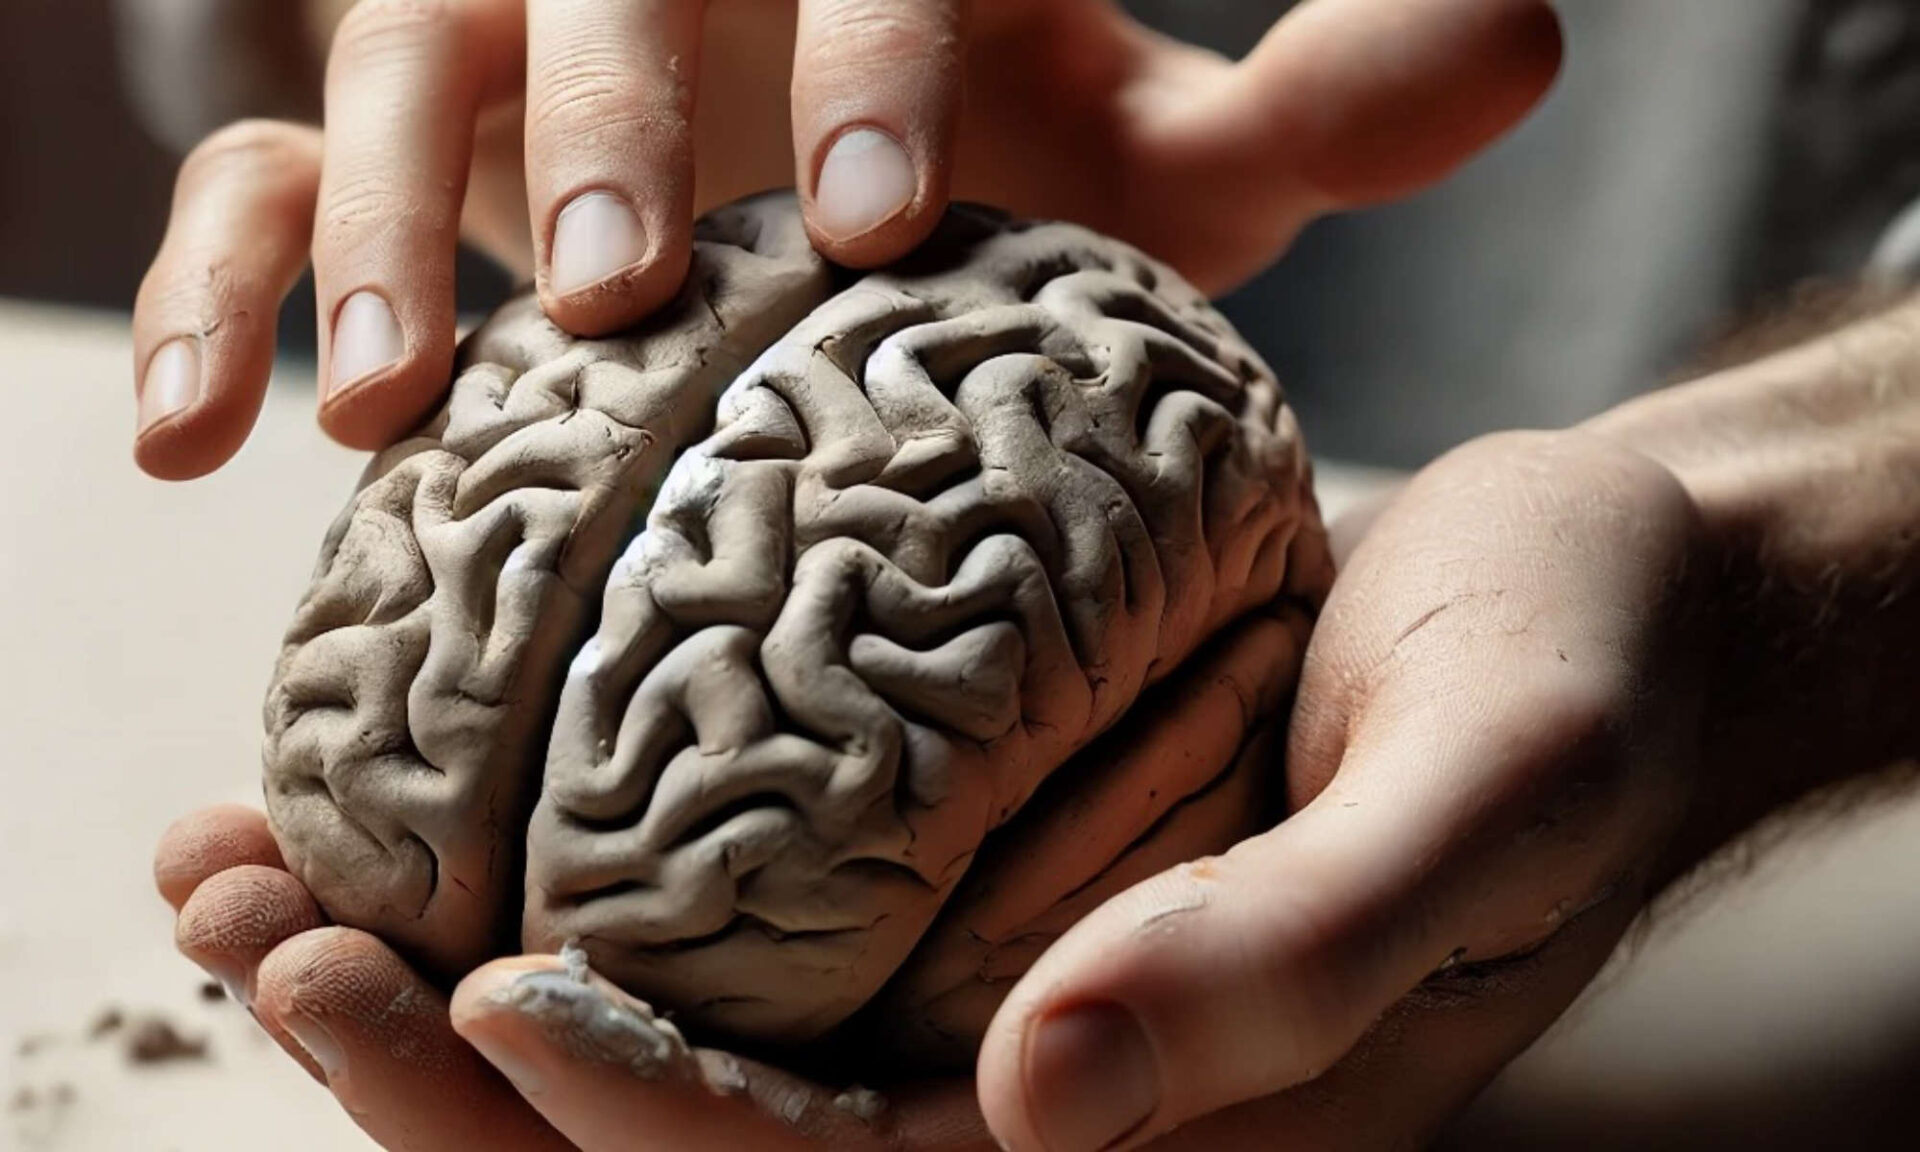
1233 886 1367 1084
1493 673 1644 821
530 55 678 149
804 0 959 75
318 172 439 252
321 177 402 243
329 0 467 73
181 120 312 187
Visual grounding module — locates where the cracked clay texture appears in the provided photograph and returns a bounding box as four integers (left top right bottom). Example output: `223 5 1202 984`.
262 193 1331 1068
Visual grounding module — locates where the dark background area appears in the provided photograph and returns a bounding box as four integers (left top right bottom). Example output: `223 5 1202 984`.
0 1 175 308
0 0 506 359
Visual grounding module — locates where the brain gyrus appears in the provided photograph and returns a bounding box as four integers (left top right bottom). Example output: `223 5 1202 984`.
262 194 1330 1065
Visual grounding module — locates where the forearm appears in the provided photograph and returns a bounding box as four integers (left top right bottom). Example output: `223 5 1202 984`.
1585 295 1920 844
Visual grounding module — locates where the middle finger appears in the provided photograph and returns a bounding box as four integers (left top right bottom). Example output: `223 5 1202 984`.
527 0 707 336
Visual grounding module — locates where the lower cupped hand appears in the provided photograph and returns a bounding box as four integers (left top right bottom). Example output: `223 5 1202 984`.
976 429 1722 1151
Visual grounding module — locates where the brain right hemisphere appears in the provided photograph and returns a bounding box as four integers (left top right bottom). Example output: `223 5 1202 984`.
264 193 1330 1061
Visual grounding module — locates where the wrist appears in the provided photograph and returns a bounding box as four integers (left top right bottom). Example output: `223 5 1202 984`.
1582 301 1920 854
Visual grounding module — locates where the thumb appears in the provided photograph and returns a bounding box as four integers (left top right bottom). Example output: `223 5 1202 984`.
976 645 1634 1152
1139 0 1563 292
1223 0 1566 207
975 795 1454 1152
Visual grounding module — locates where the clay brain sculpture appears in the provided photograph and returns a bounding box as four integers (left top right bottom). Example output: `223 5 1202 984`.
263 193 1330 1068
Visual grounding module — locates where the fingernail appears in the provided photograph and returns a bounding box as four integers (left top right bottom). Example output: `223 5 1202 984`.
473 1036 548 1096
329 290 405 396
138 338 201 431
281 1012 346 1082
813 127 917 240
551 191 649 297
1025 1003 1158 1152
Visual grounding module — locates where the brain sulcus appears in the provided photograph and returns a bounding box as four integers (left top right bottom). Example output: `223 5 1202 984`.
261 193 1331 1071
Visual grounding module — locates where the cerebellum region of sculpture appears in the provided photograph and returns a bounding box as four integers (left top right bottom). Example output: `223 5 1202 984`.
261 192 1331 1073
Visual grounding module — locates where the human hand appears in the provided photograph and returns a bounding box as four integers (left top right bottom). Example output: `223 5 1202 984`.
130 0 1561 477
976 429 1721 1150
156 804 991 1150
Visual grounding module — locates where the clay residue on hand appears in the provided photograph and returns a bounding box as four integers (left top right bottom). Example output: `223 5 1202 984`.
490 947 692 1082
832 1084 887 1124
561 938 591 985
697 1050 750 1096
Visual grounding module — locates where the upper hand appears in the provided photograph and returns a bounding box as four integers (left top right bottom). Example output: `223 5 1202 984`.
129 0 1560 478
976 429 1724 1150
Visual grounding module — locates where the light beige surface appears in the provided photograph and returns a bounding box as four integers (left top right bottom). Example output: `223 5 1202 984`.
2 301 1915 1150
1 301 365 1150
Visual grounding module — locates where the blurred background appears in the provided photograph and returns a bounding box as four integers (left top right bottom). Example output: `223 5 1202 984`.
7 0 1918 465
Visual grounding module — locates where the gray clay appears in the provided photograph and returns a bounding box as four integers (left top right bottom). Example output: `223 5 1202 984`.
262 193 1331 1065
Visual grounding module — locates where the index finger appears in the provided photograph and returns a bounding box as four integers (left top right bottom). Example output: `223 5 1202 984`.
1219 0 1564 207
132 121 321 480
